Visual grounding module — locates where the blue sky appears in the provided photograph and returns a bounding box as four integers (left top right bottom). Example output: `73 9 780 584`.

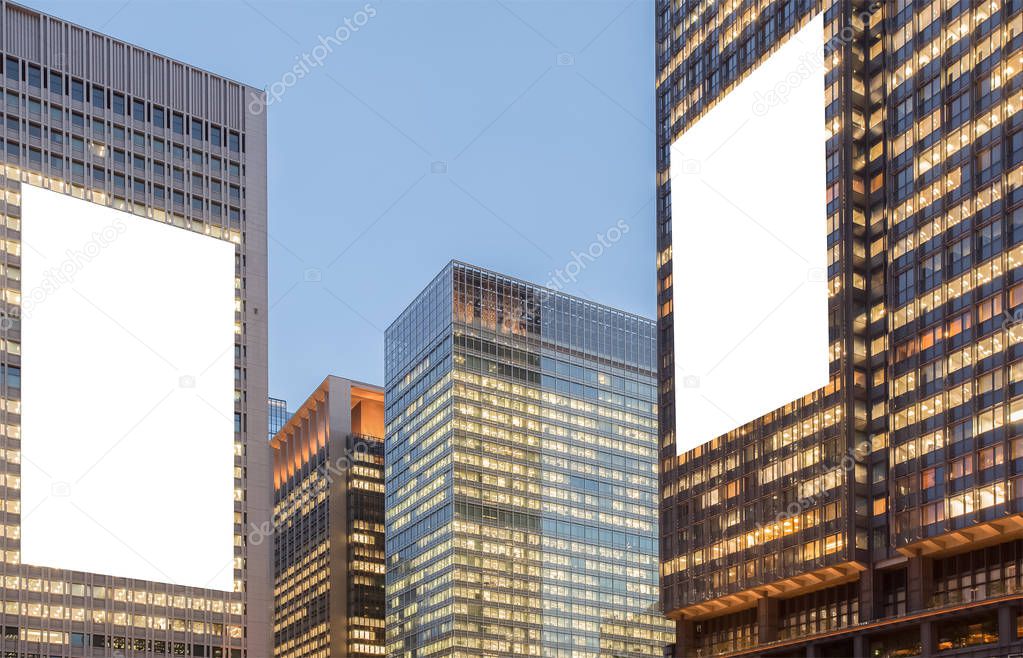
29 0 656 406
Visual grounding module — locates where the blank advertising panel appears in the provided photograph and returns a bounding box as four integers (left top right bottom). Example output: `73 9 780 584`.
671 14 828 454
20 184 236 590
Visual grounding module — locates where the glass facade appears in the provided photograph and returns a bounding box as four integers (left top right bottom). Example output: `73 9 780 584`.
659 0 1023 653
269 396 291 439
385 261 671 658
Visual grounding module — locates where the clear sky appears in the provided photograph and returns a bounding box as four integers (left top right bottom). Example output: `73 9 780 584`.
28 0 656 406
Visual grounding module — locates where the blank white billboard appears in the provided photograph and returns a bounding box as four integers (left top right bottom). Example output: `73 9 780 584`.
671 14 828 455
20 184 236 590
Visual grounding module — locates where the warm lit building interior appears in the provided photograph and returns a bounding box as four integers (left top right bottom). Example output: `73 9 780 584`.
271 377 386 658
658 0 1023 655
384 261 672 658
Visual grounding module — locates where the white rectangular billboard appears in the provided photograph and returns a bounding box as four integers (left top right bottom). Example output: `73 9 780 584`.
20 184 236 590
671 14 828 454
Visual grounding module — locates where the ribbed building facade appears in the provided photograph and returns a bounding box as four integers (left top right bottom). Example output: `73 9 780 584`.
0 2 272 656
658 0 1023 655
272 376 386 658
385 261 671 658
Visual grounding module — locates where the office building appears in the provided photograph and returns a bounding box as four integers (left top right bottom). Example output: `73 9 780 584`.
271 376 386 658
385 261 671 657
657 0 1023 655
270 396 292 439
0 2 271 655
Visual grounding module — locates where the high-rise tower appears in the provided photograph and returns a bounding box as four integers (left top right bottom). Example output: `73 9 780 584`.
658 0 1023 654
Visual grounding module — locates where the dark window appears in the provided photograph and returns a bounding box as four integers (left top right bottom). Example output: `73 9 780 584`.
919 76 940 113
949 92 970 125
896 267 916 304
112 93 125 115
1011 131 1023 166
4 57 17 82
210 125 222 146
977 220 1003 260
895 165 914 201
48 70 61 92
26 65 40 88
91 85 104 109
152 105 165 128
171 112 184 134
70 79 84 102
191 118 203 141
977 144 1002 182
948 236 972 274
894 97 914 133
921 253 943 290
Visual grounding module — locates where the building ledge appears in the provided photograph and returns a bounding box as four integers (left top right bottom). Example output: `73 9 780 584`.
670 561 866 621
896 513 1023 559
705 591 1023 658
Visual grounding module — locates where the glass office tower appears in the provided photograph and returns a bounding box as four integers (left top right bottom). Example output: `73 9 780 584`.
658 0 1023 655
385 261 671 658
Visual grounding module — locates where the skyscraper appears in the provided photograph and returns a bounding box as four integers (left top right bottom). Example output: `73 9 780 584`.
271 376 386 658
269 396 292 439
658 0 1023 655
385 261 670 657
0 2 270 655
